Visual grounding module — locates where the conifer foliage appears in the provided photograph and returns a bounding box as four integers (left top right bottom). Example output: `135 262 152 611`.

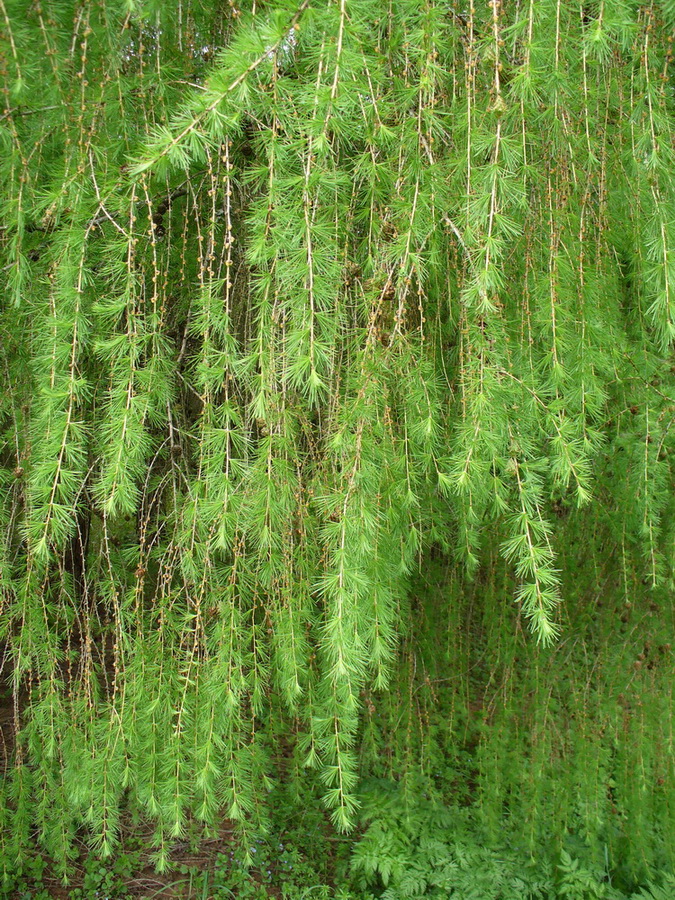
0 0 674 878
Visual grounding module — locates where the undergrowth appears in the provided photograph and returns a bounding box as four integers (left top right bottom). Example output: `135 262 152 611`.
7 777 675 900
351 778 675 900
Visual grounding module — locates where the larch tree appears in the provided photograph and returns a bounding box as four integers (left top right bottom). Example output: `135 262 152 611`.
0 0 674 880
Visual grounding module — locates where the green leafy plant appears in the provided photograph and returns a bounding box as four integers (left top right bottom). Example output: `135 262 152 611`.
350 779 674 900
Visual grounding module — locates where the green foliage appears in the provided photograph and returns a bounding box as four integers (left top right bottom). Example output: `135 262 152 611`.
351 779 675 900
0 0 674 883
359 554 675 885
